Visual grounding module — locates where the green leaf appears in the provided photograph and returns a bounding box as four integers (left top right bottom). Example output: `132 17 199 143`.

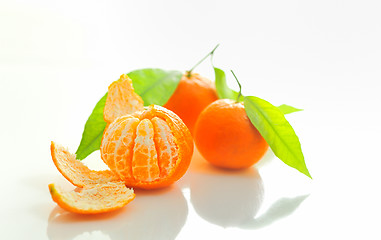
244 96 311 178
75 68 183 160
128 68 183 106
214 67 244 101
278 104 303 115
75 93 108 160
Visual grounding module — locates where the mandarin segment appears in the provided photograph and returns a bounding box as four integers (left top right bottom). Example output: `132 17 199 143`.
101 116 140 181
133 105 193 187
104 74 144 124
49 182 135 214
132 119 160 182
151 117 179 178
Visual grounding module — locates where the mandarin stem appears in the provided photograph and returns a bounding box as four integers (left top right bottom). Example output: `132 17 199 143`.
230 70 242 103
187 44 220 77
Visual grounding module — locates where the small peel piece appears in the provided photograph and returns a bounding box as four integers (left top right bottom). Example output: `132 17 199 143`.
104 74 144 124
49 182 135 214
51 141 120 188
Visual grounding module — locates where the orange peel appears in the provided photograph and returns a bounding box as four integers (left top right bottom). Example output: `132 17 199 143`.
51 141 119 188
49 141 134 214
104 74 144 123
49 182 135 214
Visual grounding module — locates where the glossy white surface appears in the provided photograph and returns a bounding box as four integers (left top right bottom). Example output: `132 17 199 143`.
1 0 381 239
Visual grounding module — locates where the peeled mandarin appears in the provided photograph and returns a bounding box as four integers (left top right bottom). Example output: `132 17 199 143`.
101 105 193 189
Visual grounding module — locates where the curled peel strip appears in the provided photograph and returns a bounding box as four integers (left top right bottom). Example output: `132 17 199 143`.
48 182 135 214
49 142 134 214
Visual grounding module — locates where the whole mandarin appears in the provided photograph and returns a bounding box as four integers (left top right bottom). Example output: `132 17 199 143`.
164 73 218 135
194 99 268 169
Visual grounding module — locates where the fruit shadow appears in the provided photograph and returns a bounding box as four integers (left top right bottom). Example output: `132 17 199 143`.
46 185 188 240
240 194 310 230
189 147 309 229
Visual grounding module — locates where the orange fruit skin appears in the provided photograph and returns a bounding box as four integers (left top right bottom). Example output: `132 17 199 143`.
194 99 269 169
104 74 144 124
101 105 193 189
49 182 135 214
50 141 119 188
164 73 218 135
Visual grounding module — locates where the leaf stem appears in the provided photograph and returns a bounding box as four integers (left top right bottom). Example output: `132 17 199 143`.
230 70 242 103
187 44 220 77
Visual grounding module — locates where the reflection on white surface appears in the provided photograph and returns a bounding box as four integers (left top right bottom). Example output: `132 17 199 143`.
189 148 308 229
190 166 264 227
72 231 111 240
189 148 264 227
241 195 309 229
47 186 188 240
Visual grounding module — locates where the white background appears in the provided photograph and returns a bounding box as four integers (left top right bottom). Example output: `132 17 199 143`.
1 0 381 239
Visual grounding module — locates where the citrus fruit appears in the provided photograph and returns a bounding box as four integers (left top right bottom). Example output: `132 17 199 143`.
100 74 193 189
49 142 135 214
100 105 193 189
164 73 218 134
49 182 135 214
194 99 269 169
49 73 193 214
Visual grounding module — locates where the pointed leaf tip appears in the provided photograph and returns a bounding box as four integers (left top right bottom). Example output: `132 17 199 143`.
244 96 311 178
